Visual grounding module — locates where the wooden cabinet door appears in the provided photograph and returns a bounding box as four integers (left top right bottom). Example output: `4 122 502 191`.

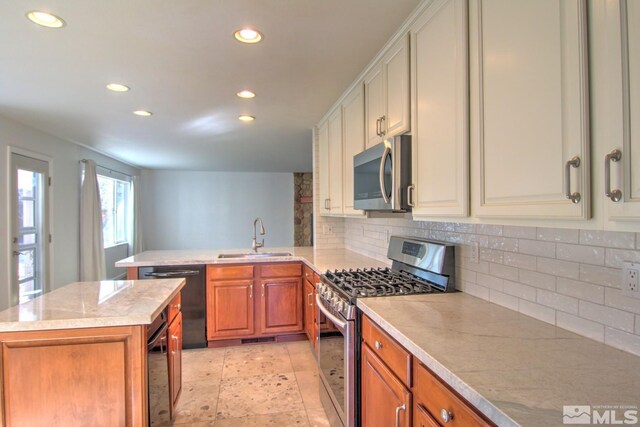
328 107 344 214
470 0 590 219
414 402 440 427
342 83 366 217
361 343 411 427
168 312 183 416
411 0 469 218
259 277 303 334
602 0 640 222
383 34 411 138
365 64 385 148
318 120 331 215
206 280 255 339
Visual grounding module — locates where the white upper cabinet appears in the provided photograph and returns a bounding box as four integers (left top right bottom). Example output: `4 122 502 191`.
318 106 344 217
318 121 331 215
342 84 366 217
469 0 591 219
328 106 344 215
602 0 640 222
410 0 469 218
364 66 385 148
364 34 411 149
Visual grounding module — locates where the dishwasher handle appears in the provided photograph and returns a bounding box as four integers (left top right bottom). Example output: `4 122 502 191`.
147 322 168 351
144 270 200 278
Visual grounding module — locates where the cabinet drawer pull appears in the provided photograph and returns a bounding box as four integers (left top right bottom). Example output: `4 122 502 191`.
249 284 253 299
407 184 415 207
374 340 383 350
440 408 453 423
176 303 181 311
604 149 622 202
395 403 406 427
564 156 581 204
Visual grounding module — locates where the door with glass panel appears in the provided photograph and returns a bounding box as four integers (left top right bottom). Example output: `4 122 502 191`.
10 153 50 305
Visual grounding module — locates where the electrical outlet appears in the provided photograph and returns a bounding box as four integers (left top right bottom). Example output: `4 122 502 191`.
622 261 640 299
470 241 479 264
322 224 333 235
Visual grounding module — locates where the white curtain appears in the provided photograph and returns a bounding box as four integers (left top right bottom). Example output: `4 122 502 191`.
80 160 106 281
130 175 144 255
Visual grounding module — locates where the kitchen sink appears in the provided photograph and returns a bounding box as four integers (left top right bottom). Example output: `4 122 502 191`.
217 252 292 259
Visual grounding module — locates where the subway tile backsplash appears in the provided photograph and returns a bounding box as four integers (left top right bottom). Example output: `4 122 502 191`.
316 216 640 357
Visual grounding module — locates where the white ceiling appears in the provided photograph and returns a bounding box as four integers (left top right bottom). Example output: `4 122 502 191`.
0 1 421 172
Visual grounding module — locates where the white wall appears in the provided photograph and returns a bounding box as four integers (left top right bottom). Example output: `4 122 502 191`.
141 170 294 250
0 115 139 310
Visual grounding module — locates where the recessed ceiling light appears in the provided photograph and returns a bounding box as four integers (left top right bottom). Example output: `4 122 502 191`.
238 115 255 122
106 83 130 92
237 90 256 99
26 11 65 28
133 110 153 117
234 28 263 44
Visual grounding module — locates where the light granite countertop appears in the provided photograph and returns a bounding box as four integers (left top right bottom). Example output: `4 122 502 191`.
358 293 640 427
0 279 185 332
115 247 389 273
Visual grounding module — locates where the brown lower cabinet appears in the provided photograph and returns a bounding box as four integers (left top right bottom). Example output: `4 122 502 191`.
361 315 494 427
0 325 146 426
206 262 304 342
361 343 412 427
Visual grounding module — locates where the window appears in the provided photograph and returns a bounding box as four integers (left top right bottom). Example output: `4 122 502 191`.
97 173 131 248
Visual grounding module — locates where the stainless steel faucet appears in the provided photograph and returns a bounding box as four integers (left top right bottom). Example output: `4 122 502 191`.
252 217 265 252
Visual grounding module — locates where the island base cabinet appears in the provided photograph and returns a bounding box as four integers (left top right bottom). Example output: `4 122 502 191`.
361 343 411 427
168 311 183 417
0 325 146 426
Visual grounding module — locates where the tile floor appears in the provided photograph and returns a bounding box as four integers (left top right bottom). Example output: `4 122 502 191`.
154 340 331 426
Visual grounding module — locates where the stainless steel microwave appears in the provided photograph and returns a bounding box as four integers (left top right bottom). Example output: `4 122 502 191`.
354 135 412 212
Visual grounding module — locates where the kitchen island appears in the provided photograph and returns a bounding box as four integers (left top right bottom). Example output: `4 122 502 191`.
0 278 185 426
359 293 640 427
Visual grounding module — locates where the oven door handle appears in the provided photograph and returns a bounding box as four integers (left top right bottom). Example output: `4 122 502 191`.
316 295 348 333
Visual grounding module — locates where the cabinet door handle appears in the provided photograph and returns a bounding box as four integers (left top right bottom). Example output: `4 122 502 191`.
324 198 331 210
407 184 415 207
380 115 386 136
564 156 581 204
307 292 313 306
262 283 265 297
176 303 181 311
440 408 453 423
395 403 406 427
249 284 253 299
374 340 383 350
376 117 381 136
171 335 179 355
604 149 622 202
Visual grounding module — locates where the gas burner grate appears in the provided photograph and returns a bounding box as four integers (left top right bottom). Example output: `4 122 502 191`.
324 267 440 298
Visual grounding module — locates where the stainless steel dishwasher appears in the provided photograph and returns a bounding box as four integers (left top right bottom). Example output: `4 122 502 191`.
139 265 206 348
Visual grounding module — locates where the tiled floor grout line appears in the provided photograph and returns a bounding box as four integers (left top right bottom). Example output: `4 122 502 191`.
214 348 227 425
287 343 315 427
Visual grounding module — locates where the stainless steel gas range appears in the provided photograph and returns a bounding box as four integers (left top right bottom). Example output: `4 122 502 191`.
316 236 456 427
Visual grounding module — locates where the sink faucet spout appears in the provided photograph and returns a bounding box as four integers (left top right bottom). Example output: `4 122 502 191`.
252 217 266 252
